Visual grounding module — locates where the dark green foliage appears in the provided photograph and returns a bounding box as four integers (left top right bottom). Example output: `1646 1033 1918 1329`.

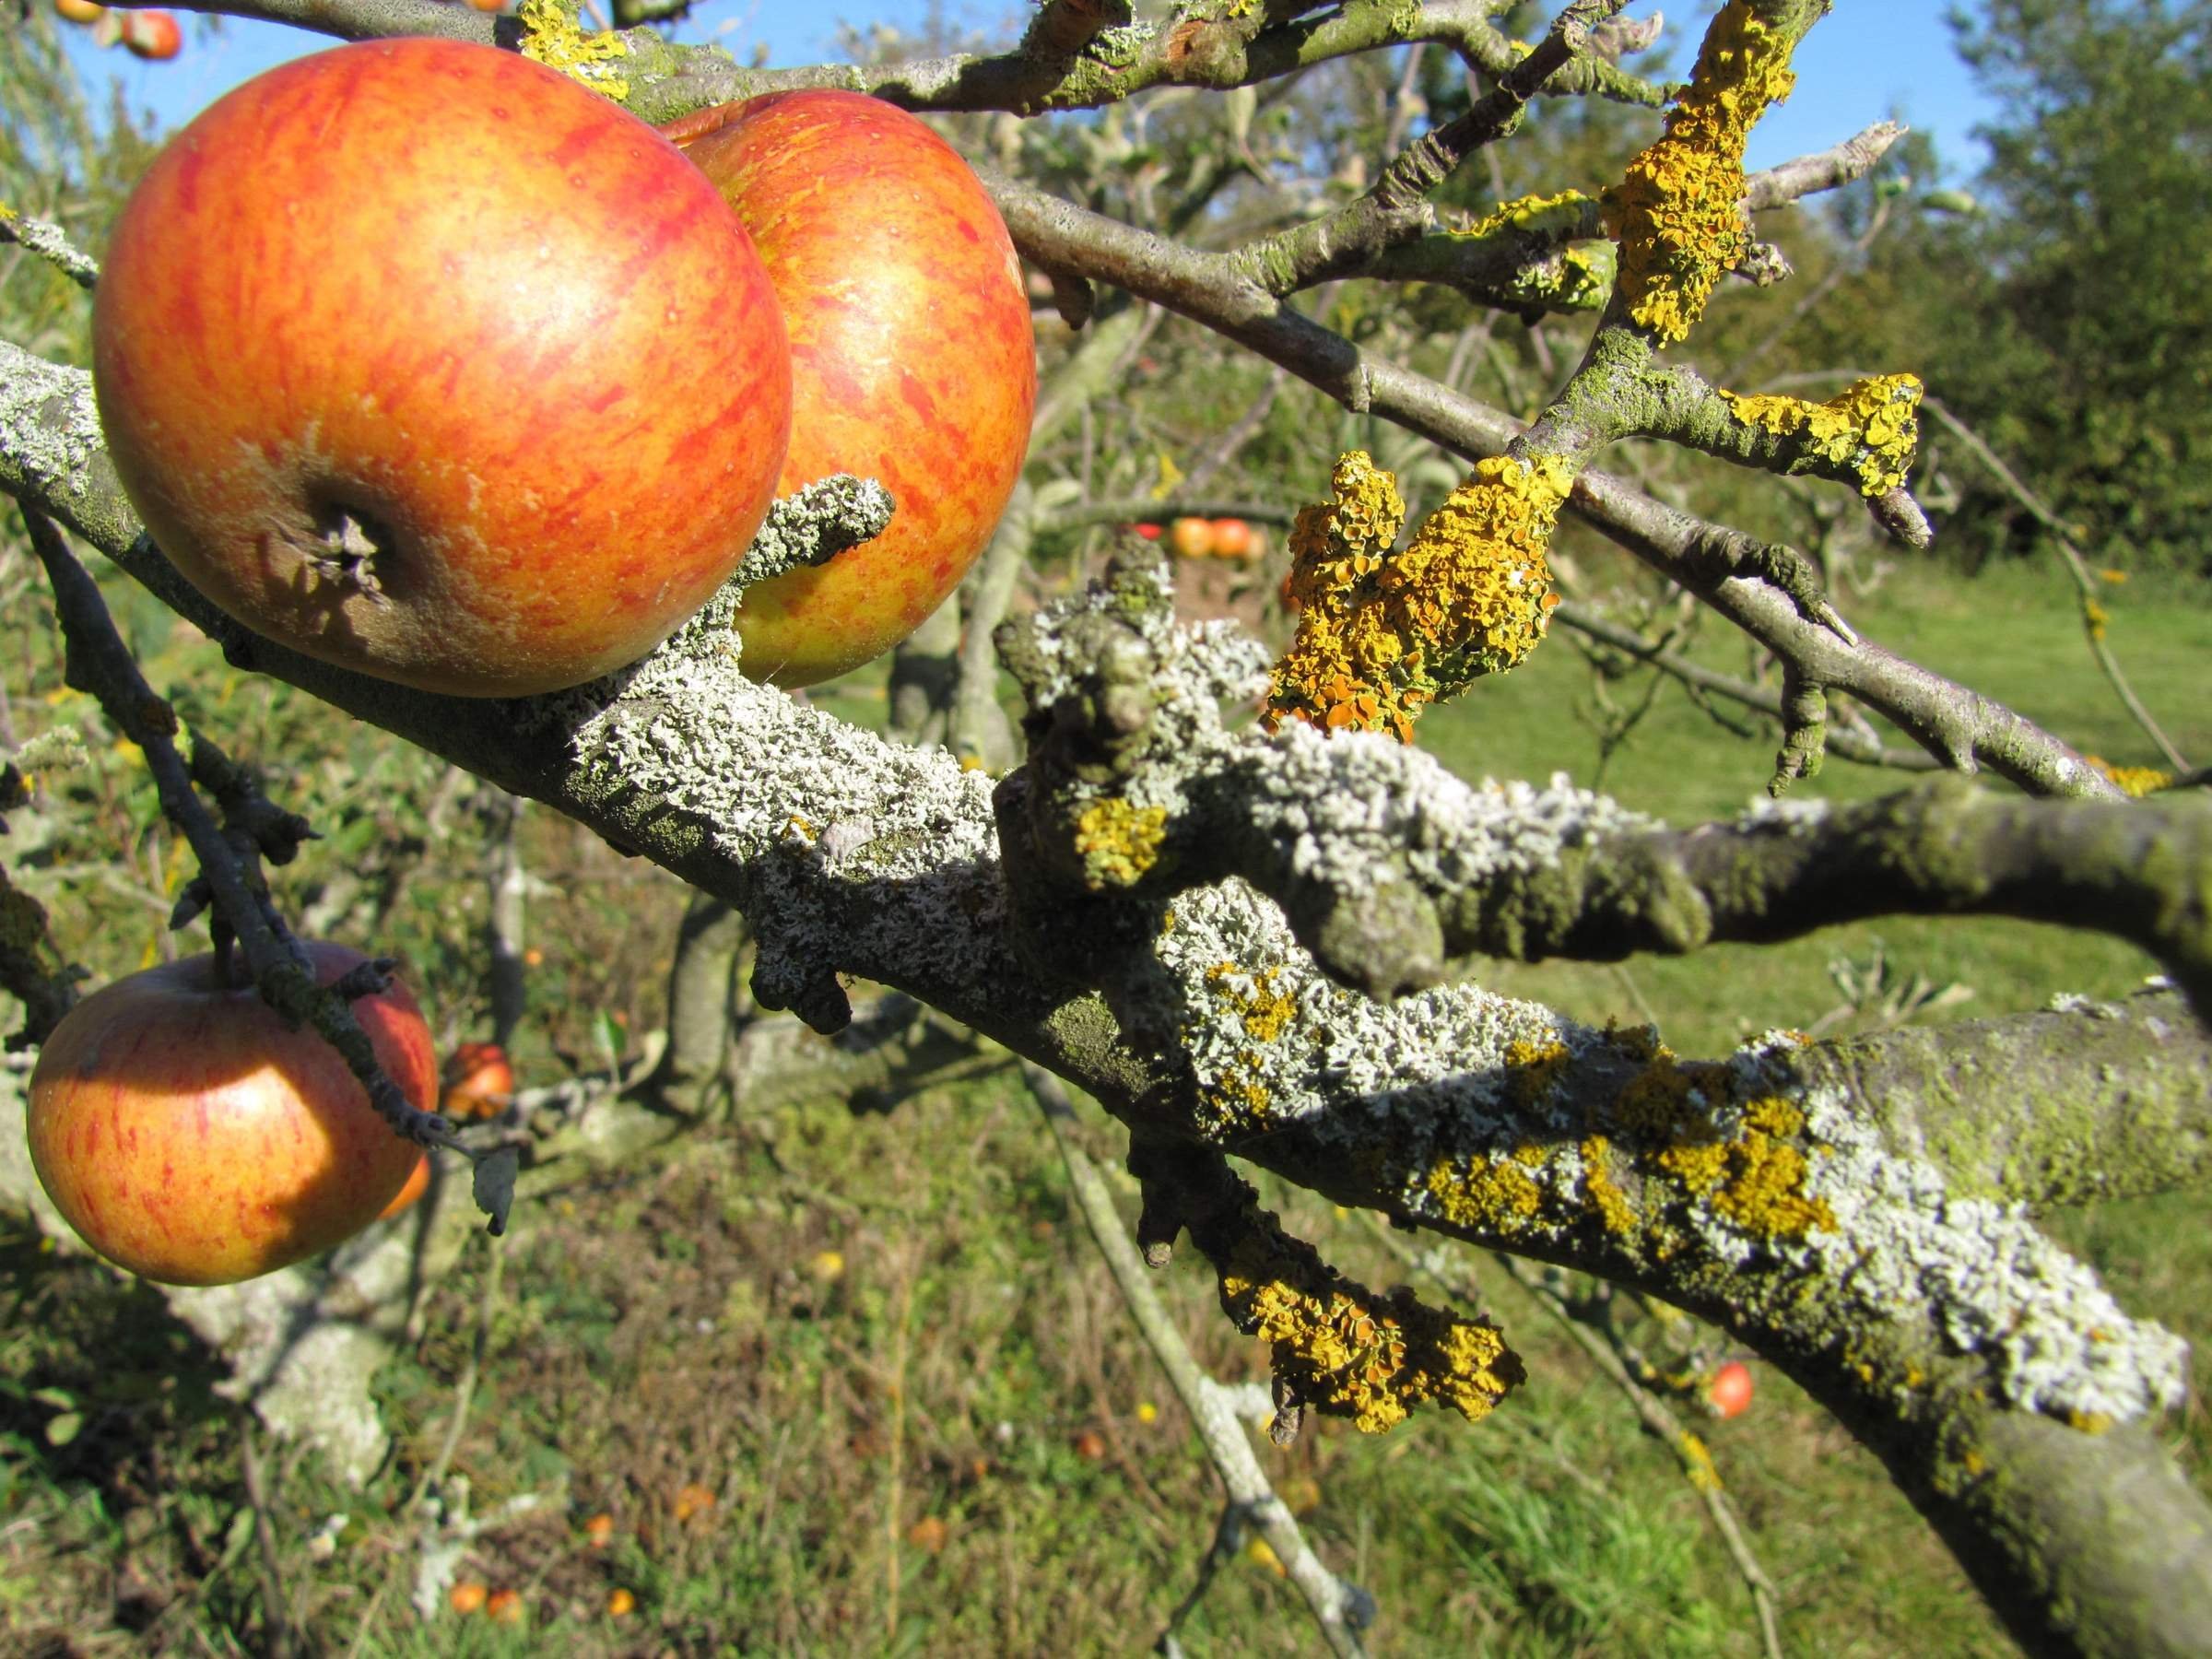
1928 0 2212 573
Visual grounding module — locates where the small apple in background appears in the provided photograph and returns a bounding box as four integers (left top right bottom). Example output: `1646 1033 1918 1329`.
92 40 792 697
441 1040 513 1122
25 941 434 1286
378 1151 431 1219
1207 517 1255 559
1708 1359 1755 1419
118 8 181 58
1169 517 1216 559
53 0 105 24
664 91 1036 687
1131 523 1163 542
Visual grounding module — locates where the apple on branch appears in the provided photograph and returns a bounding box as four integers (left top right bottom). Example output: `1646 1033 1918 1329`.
664 91 1036 687
90 41 793 697
26 942 435 1286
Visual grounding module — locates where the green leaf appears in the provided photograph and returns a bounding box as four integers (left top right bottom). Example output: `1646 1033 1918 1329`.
473 1146 520 1237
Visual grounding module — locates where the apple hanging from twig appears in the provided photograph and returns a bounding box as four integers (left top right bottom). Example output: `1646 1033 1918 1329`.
665 91 1035 687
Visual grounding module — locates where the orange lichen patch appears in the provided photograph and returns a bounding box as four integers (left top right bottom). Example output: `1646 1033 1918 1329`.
1270 451 1568 741
1659 1094 1835 1240
2083 755 2173 797
1719 374 1924 495
1601 0 1800 343
1217 1223 1523 1433
1580 1135 1640 1237
1073 796 1169 888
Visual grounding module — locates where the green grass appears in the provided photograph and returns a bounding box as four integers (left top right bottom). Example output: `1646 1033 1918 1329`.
3 563 2206 1655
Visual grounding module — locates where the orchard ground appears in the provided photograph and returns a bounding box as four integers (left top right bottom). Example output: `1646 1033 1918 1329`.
3 557 2206 1655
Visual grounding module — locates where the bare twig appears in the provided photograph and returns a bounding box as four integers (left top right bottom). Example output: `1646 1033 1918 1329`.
1024 1064 1374 1658
238 1418 298 1659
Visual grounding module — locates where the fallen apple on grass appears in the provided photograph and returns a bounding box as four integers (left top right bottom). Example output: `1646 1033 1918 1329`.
91 40 792 697
25 941 435 1286
664 90 1036 687
1708 1359 1755 1419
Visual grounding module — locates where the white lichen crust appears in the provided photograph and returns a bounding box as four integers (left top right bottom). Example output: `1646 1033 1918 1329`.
1725 1036 2190 1424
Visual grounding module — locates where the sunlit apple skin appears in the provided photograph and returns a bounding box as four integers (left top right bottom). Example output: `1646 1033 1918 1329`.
379 1151 430 1220
26 942 435 1286
92 41 792 697
665 92 1035 687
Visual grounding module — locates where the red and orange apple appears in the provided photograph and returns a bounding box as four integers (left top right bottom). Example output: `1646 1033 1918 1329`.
664 91 1035 686
26 941 435 1286
91 41 792 697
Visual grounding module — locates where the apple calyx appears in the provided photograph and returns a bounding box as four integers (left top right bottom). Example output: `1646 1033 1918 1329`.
305 503 397 603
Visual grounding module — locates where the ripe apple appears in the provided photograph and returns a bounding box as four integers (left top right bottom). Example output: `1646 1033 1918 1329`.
663 91 1035 687
1709 1359 1755 1419
441 1040 513 1122
1168 517 1216 559
26 941 435 1286
379 1151 431 1219
1208 517 1255 559
118 8 181 58
1131 523 1163 542
91 41 792 697
53 0 105 23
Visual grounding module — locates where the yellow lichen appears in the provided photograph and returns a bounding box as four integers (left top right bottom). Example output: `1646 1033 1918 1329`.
1428 1151 1546 1229
1580 1135 1640 1237
1611 1047 1724 1137
1207 963 1297 1043
1452 190 1598 242
1503 1035 1571 1106
519 0 631 98
1719 374 1924 495
1270 451 1568 741
1600 0 1801 343
2084 755 2174 797
1073 797 1169 888
1678 1431 1723 1491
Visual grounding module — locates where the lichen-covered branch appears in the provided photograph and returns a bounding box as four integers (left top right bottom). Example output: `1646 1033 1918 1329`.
980 186 2116 797
160 0 1671 124
2 299 2204 1659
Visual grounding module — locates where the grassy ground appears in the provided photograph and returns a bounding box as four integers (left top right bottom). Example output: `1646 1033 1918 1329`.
2 561 2206 1655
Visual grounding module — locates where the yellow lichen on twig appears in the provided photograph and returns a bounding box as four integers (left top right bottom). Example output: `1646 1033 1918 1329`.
1270 450 1567 742
519 0 632 98
1072 796 1169 888
1601 0 1801 344
1720 374 1924 495
1216 1218 1524 1432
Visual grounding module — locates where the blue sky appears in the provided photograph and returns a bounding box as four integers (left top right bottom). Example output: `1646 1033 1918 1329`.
63 1 2004 182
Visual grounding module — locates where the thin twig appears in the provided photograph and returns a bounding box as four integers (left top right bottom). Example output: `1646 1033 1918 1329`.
238 1418 298 1659
1918 396 2190 772
406 1230 508 1515
18 507 464 1156
1023 1063 1373 1658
